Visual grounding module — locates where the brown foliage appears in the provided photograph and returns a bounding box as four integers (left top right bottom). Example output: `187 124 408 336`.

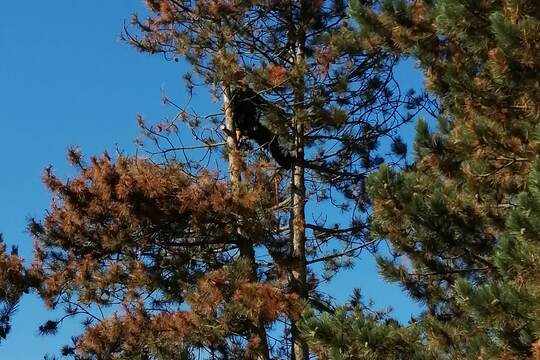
0 242 26 303
30 153 291 357
267 63 288 87
0 240 30 340
75 265 302 359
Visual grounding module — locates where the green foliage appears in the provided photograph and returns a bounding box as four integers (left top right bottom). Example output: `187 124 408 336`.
346 0 540 358
300 306 433 360
450 160 540 357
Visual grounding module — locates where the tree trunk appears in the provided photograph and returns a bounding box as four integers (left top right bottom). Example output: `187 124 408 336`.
223 87 242 191
290 26 309 360
223 87 270 360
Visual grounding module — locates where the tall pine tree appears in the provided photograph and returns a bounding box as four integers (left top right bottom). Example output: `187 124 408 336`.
20 0 421 359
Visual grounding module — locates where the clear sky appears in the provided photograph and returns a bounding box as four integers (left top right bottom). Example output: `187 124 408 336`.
0 2 423 358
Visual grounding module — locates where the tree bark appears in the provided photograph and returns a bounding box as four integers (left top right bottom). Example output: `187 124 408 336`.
223 87 242 191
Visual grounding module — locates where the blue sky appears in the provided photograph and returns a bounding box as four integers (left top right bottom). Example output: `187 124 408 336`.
0 2 423 358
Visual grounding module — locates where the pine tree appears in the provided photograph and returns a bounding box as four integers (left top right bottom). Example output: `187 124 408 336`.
330 0 540 358
36 1 420 358
19 0 422 358
0 0 426 357
1 0 422 360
